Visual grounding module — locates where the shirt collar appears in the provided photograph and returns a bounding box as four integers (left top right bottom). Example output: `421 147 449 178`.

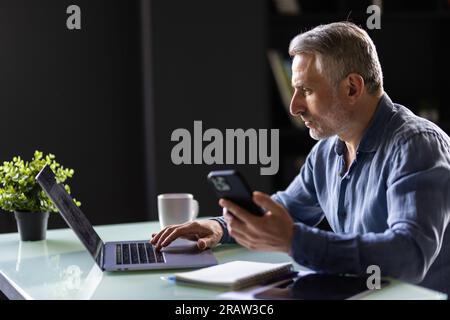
334 93 395 156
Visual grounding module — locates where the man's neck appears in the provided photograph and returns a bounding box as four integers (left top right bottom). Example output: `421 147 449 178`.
340 92 383 162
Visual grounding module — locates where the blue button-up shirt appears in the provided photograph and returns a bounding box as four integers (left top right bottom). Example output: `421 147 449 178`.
214 93 450 294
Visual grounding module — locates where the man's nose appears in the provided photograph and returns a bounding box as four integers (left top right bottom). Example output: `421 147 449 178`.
289 90 306 116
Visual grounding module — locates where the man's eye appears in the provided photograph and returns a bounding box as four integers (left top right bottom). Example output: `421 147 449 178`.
302 87 312 95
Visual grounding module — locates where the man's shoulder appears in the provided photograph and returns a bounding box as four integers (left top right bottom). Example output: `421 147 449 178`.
386 103 450 148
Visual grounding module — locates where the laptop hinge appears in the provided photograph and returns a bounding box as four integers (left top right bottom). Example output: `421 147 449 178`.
96 245 105 271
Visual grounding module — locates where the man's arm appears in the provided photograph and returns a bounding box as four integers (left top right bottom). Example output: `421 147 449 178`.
290 133 450 283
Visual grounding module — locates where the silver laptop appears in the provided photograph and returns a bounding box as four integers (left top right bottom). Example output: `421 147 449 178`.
36 165 218 271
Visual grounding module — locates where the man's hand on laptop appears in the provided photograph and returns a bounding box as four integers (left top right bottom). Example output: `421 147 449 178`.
150 220 223 251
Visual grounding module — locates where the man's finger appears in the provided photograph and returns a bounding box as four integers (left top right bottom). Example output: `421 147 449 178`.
160 226 192 248
183 234 200 241
225 211 246 232
157 222 205 249
155 226 179 249
219 199 255 224
197 236 215 250
223 209 234 224
228 222 251 241
150 226 171 244
233 236 255 250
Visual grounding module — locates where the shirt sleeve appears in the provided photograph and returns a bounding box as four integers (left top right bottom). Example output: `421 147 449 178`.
290 132 450 283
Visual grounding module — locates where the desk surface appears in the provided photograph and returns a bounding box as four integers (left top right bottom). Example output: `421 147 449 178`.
0 221 447 300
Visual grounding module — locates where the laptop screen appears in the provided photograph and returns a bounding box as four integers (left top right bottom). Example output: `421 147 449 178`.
36 165 104 266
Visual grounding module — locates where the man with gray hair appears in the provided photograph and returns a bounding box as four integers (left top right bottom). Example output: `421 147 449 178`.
151 22 450 295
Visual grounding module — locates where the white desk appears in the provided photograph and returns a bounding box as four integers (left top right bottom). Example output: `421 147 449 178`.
0 221 447 300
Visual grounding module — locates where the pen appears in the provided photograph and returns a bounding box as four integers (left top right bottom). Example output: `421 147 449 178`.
161 276 176 283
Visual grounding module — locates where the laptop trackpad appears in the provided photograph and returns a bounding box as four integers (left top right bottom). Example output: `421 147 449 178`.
160 238 200 253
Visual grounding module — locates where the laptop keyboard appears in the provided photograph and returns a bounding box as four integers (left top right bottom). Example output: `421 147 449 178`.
116 242 165 265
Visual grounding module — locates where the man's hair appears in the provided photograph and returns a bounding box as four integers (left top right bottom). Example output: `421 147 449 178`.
289 21 383 94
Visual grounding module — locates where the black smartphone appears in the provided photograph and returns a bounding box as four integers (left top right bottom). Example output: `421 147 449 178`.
207 170 265 217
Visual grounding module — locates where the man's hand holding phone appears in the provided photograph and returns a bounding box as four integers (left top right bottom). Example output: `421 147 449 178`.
219 191 295 254
151 170 295 254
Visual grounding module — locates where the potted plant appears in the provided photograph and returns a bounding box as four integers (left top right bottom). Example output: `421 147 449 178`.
0 150 81 241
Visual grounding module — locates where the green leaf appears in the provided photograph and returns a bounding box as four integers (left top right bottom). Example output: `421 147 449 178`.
0 150 81 213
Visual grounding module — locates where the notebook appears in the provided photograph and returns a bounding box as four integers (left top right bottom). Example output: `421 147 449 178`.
171 260 295 290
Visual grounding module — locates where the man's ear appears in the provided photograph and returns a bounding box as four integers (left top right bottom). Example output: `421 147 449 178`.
345 73 364 103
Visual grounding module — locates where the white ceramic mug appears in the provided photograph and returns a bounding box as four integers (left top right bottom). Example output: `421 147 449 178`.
157 193 199 229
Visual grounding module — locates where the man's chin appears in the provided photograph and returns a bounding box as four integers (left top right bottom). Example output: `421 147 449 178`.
308 128 331 141
308 129 321 141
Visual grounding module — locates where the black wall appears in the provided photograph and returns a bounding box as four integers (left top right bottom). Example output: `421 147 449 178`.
0 0 269 233
0 0 147 232
148 0 269 218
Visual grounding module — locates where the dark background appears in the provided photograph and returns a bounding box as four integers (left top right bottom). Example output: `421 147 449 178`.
0 0 449 235
0 0 269 233
0 0 147 232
